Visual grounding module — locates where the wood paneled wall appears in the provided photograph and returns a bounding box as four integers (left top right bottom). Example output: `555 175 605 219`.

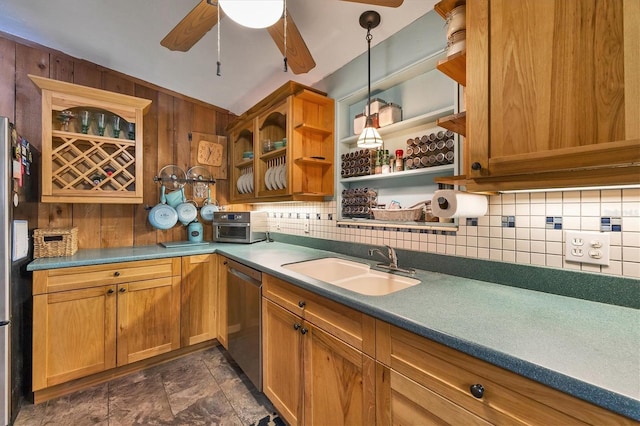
0 33 235 249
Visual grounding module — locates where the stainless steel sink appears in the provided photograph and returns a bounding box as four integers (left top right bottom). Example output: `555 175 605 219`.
282 257 419 296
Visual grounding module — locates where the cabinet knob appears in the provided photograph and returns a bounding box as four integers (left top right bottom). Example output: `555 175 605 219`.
470 384 484 398
223 261 228 265
114 271 121 277
293 323 301 330
471 162 482 171
298 301 306 308
300 327 308 335
107 288 114 295
119 287 126 293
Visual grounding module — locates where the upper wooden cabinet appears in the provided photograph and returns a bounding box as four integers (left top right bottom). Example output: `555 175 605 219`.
437 0 640 191
30 75 152 204
228 81 335 203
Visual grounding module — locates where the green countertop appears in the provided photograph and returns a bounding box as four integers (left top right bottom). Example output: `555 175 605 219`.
28 241 640 420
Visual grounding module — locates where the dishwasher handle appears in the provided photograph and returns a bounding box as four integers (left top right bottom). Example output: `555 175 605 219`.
226 258 262 286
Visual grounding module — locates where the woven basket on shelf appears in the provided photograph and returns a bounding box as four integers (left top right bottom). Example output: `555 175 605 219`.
371 201 427 222
33 227 78 258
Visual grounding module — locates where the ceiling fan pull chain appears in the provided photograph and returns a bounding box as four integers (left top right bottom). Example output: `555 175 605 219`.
216 0 222 76
283 0 288 72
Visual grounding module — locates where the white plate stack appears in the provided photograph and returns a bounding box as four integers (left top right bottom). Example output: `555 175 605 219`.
237 168 254 194
265 158 287 190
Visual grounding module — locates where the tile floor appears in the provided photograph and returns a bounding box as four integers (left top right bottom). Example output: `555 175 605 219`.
14 346 279 425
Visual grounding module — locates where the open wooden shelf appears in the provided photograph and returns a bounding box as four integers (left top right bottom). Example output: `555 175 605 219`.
294 123 332 137
437 51 466 86
437 112 466 137
294 157 332 166
434 0 464 19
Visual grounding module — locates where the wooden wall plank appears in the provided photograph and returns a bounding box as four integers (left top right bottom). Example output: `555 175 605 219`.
15 44 48 229
156 92 177 243
0 38 15 120
214 110 232 205
134 83 160 246
173 97 193 242
72 60 103 89
101 72 135 248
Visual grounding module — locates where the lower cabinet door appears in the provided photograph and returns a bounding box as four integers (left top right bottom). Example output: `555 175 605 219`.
116 276 181 365
262 299 304 426
181 254 218 347
303 323 375 426
32 285 117 390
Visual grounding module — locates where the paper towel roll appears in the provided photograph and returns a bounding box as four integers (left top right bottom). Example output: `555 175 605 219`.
431 190 488 218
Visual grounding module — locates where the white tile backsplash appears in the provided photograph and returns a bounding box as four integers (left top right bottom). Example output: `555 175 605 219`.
253 188 640 278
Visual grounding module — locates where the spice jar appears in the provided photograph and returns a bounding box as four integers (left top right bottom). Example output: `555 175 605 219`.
395 149 404 172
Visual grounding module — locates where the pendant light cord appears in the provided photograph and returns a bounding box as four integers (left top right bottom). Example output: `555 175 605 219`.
283 0 288 72
216 0 221 76
366 25 372 121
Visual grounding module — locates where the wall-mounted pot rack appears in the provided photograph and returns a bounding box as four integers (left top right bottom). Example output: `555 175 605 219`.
153 176 216 185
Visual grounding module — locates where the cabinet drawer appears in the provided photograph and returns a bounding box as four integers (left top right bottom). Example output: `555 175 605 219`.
378 364 490 426
376 321 634 425
263 274 375 356
33 258 181 295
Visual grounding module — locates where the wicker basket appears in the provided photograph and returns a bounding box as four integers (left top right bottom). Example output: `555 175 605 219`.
371 202 425 222
34 227 78 258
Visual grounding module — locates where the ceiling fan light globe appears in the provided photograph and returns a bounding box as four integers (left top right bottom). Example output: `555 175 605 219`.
357 125 383 149
219 0 284 29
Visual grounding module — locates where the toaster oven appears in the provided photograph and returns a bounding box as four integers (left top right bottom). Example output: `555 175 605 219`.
212 211 267 243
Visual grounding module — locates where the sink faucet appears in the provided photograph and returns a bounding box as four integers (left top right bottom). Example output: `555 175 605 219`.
368 245 415 274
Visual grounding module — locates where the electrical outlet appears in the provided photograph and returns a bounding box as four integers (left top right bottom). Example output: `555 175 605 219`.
304 219 310 234
276 221 281 231
565 231 610 266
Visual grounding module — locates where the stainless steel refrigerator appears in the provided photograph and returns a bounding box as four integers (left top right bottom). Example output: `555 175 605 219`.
1 117 38 426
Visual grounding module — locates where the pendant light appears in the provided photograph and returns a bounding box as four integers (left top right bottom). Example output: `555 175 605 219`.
357 11 383 149
218 0 284 29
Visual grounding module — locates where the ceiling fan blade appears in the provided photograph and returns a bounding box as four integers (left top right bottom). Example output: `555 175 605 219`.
161 0 219 52
267 11 316 74
340 0 404 7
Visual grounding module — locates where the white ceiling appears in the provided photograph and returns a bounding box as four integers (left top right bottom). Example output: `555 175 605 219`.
0 0 436 115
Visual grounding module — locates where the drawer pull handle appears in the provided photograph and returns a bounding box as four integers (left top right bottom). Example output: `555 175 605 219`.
119 287 126 293
300 327 308 335
293 323 301 330
298 301 306 308
107 289 114 295
470 384 484 398
114 271 121 277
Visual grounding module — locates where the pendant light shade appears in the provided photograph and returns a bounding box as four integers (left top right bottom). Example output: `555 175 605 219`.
357 117 384 148
219 0 284 29
357 10 383 149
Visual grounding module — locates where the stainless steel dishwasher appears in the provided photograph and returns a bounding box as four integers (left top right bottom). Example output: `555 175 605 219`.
224 258 262 391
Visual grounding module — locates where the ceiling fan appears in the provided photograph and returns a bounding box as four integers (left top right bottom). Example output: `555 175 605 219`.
160 0 404 75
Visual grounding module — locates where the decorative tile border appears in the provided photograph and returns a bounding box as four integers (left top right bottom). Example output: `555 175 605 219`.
546 216 563 230
601 217 622 232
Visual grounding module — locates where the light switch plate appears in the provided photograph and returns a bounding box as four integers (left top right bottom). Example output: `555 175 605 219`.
565 231 610 266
